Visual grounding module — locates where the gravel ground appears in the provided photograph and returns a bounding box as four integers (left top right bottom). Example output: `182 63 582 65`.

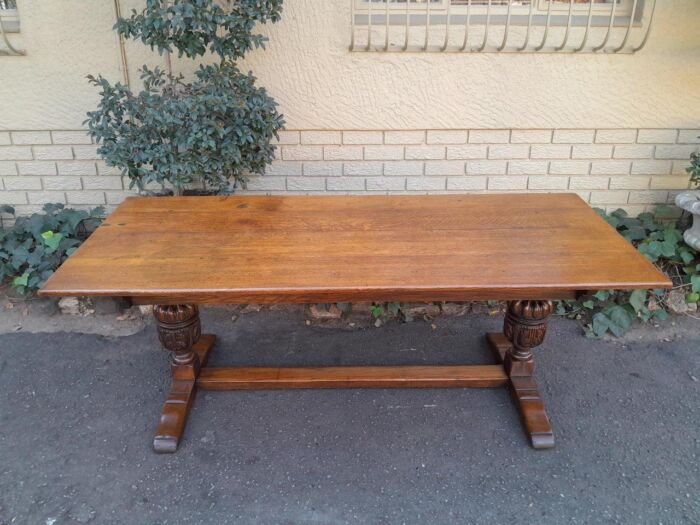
0 307 698 525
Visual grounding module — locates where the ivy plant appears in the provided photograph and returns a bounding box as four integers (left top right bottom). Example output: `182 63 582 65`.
0 204 104 295
86 0 284 194
556 206 699 338
370 302 402 322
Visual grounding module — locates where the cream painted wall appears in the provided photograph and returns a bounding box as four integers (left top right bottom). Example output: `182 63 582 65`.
1 0 700 131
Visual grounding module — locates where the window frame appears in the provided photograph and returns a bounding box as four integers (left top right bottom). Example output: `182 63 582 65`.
0 6 20 33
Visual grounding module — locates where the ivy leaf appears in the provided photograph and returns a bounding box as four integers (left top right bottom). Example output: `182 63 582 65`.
654 205 676 219
638 242 662 262
27 214 47 237
90 206 106 219
593 305 634 337
663 228 683 244
628 290 647 313
637 212 654 224
591 313 612 338
679 249 695 264
41 231 63 252
26 248 44 267
42 203 65 214
660 240 678 258
594 290 610 301
63 212 87 232
582 300 595 310
605 305 634 336
622 226 647 241
691 275 700 294
683 265 697 275
12 272 29 288
370 305 384 319
10 245 29 270
653 309 669 321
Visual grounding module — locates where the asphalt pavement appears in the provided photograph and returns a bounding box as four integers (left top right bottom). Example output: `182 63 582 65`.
0 308 698 524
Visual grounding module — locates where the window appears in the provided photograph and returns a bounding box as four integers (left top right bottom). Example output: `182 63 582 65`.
0 0 23 55
0 0 18 31
350 0 655 53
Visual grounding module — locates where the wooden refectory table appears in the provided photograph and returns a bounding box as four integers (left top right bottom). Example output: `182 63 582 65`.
39 194 671 452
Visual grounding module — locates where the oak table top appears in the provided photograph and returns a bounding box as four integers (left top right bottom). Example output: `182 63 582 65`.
39 193 671 304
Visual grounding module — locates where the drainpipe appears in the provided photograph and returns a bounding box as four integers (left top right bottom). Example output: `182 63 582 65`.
112 0 130 86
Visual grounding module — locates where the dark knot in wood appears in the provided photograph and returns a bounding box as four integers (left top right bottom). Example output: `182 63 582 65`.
153 305 201 365
503 300 553 361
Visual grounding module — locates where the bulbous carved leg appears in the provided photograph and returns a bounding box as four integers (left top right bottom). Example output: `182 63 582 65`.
503 300 552 377
486 300 555 449
154 304 202 377
152 305 215 453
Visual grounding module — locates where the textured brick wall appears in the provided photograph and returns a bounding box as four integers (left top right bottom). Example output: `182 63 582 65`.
1 128 698 225
0 130 122 226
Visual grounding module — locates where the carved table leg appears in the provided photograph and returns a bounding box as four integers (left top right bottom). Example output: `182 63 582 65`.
486 300 555 449
152 305 215 453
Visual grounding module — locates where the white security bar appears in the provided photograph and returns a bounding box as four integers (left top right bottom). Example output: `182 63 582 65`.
0 0 23 56
350 0 657 54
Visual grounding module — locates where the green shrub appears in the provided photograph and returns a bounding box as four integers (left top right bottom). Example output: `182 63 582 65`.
0 204 104 295
85 0 284 194
556 206 700 337
114 0 283 61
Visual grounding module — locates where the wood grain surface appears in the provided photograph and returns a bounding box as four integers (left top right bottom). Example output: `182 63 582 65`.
39 194 671 304
196 365 509 390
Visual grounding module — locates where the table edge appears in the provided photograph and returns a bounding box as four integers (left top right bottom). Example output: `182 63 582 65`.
38 280 673 305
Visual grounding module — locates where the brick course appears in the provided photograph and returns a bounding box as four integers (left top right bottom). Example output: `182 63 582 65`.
1 128 698 224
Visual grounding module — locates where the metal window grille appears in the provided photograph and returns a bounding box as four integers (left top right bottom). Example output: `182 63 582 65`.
0 0 23 55
350 0 656 53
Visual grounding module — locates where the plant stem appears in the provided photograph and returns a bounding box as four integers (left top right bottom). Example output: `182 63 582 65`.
164 50 173 77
